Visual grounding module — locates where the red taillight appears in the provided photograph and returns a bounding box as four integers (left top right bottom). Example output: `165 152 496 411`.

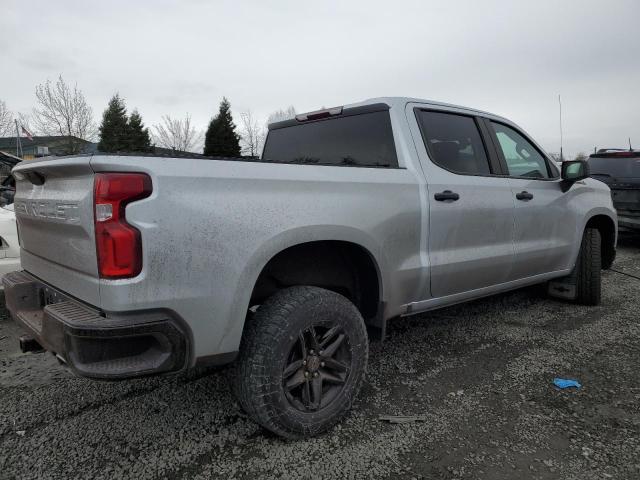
94 173 152 279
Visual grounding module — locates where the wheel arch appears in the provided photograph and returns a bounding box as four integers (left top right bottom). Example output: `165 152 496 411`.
225 226 389 353
248 239 384 320
584 212 617 269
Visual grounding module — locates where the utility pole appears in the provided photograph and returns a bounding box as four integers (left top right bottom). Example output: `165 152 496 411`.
14 119 23 158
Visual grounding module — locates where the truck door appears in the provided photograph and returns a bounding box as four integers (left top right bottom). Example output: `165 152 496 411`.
486 120 577 279
410 108 516 298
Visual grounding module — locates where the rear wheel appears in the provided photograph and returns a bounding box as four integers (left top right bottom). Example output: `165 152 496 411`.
233 286 368 439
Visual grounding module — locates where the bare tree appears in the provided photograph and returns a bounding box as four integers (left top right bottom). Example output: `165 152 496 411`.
267 106 296 126
0 100 13 137
32 75 97 153
0 101 37 145
152 114 202 153
574 152 587 161
239 110 265 157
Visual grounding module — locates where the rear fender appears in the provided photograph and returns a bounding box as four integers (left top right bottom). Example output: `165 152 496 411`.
219 225 388 353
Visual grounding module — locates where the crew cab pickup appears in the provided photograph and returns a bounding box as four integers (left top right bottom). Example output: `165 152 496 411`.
3 97 617 438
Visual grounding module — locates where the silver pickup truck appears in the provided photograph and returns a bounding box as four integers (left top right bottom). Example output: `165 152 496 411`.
4 97 617 438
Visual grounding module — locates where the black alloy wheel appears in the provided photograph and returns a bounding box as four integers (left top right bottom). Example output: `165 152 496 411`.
232 286 369 438
282 324 351 412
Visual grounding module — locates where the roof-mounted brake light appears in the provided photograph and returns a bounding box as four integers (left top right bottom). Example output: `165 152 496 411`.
295 106 343 122
593 151 639 158
610 152 637 157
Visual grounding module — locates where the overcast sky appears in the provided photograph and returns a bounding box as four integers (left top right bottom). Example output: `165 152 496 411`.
2 0 639 157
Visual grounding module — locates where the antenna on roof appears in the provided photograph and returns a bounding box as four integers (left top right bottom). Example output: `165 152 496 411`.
558 95 564 161
629 138 633 151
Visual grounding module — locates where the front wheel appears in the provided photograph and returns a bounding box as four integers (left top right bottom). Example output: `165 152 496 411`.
548 227 602 305
233 286 369 439
574 227 602 305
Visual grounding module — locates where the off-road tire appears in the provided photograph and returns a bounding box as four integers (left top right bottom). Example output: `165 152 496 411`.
574 227 602 305
232 286 368 439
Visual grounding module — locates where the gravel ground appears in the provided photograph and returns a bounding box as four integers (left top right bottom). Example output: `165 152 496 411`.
1 233 639 480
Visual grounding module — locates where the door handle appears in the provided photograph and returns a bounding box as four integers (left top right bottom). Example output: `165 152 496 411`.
434 190 460 201
516 191 534 201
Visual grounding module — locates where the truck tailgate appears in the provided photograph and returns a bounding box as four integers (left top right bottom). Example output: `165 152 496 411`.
13 157 100 305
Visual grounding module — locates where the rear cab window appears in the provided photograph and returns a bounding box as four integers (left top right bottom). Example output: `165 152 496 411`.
262 105 398 168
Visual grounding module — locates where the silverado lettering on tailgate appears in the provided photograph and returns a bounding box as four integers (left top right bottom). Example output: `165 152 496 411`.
14 200 80 223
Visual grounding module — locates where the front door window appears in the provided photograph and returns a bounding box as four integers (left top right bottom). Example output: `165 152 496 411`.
491 122 551 179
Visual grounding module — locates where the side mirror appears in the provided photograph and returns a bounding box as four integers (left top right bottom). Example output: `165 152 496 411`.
561 160 589 182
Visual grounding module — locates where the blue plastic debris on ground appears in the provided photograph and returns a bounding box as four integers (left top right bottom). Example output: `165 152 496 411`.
553 378 582 389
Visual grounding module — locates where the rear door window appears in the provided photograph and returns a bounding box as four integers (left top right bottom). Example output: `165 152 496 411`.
491 122 551 179
415 110 491 175
262 110 398 168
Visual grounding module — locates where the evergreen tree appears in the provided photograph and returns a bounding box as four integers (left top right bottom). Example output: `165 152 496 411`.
204 97 241 157
127 109 151 152
98 94 129 152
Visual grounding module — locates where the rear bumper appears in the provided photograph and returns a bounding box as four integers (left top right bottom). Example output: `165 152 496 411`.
2 270 190 379
616 209 640 230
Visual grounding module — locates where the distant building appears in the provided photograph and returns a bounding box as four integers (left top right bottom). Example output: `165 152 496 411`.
0 136 209 160
0 136 97 160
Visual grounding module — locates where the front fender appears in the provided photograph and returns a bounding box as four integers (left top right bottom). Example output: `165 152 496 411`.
569 205 617 269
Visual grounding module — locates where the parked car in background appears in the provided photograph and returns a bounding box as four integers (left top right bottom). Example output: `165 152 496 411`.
0 163 20 289
0 154 21 284
588 149 640 231
0 201 21 284
0 171 16 207
3 97 617 438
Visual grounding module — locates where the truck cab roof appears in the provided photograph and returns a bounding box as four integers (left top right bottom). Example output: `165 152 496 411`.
342 96 510 122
